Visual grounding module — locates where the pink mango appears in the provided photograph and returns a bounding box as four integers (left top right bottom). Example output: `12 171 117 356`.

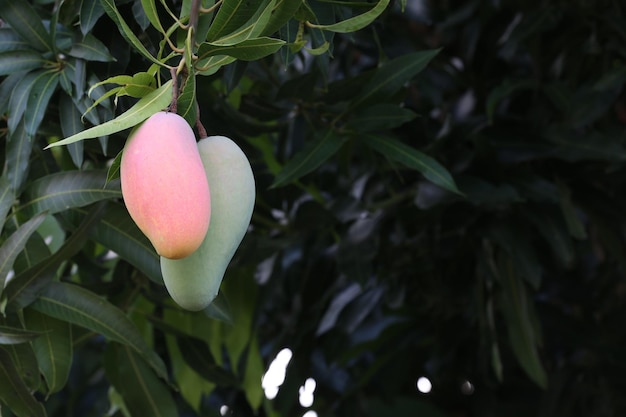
120 112 211 259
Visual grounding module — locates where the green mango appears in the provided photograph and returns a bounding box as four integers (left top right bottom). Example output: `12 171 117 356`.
160 136 255 311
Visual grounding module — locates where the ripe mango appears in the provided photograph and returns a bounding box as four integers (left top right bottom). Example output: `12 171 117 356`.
120 112 211 259
161 136 255 311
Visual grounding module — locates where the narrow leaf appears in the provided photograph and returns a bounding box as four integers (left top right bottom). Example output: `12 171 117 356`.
80 0 106 35
351 49 440 110
104 343 178 417
206 0 266 42
307 0 389 33
0 51 45 75
4 203 106 310
46 79 173 148
0 28 30 52
498 256 548 389
363 135 460 194
0 347 46 417
18 170 121 217
197 37 285 61
23 309 73 395
61 203 163 285
348 104 417 131
0 325 43 345
177 336 239 386
100 0 166 67
4 121 32 194
69 33 115 62
24 70 59 137
0 1 53 52
140 0 166 34
59 94 85 168
0 176 14 235
271 129 345 188
31 282 168 380
0 213 47 292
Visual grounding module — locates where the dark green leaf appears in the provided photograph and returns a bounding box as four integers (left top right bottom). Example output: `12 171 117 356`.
100 0 165 67
80 0 106 35
0 28 30 52
23 309 73 395
24 70 59 137
271 129 346 188
0 213 47 293
0 176 14 235
347 104 417 131
0 1 53 52
0 72 25 115
69 33 116 62
486 79 535 124
497 256 547 389
362 135 460 195
31 282 168 380
4 121 33 194
261 0 303 36
351 49 440 110
7 70 45 135
3 203 105 310
59 94 85 169
0 347 46 417
557 180 587 240
177 336 239 386
62 203 163 285
18 170 121 217
206 0 266 42
104 343 178 417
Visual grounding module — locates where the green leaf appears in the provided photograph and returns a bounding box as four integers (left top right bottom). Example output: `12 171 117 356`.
0 347 46 417
206 0 266 42
176 336 239 386
31 282 168 380
486 79 535 124
351 49 440 110
261 0 303 36
307 0 389 33
59 94 85 169
197 37 285 61
100 0 166 67
348 104 417 131
23 309 72 395
24 70 59 137
497 256 547 389
80 0 106 35
68 33 115 62
211 0 277 45
489 223 542 289
177 36 197 127
18 170 121 217
0 325 43 345
557 180 587 240
104 343 178 417
4 121 32 194
362 135 461 195
0 213 47 293
0 28 30 52
0 1 53 52
3 203 106 311
46 79 173 148
0 176 14 235
0 72 25 115
7 70 42 134
62 203 163 285
271 129 346 188
140 0 166 34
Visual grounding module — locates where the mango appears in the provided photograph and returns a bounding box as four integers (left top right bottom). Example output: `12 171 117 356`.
161 135 255 311
120 112 211 259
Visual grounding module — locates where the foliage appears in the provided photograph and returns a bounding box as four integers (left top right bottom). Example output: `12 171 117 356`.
0 0 625 416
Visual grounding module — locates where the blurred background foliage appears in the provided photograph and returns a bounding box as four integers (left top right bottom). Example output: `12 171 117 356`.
0 0 626 416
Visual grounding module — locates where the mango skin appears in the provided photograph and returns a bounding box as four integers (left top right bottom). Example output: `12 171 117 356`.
161 135 255 311
120 112 211 259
